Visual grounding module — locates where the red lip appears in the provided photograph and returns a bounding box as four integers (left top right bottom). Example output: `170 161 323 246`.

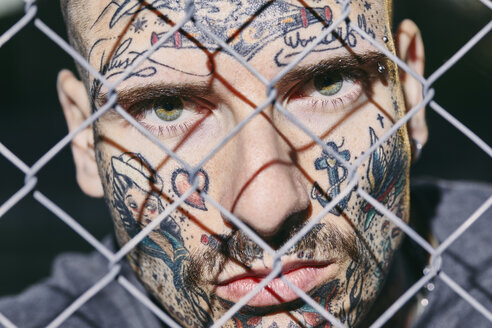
215 261 334 307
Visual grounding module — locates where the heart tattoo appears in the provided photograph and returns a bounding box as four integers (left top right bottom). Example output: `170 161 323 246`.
171 168 210 211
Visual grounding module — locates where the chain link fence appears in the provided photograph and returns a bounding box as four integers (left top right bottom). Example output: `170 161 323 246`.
0 0 491 327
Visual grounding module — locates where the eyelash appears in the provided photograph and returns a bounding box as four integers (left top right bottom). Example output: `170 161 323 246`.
285 71 366 112
127 98 209 139
122 70 368 137
136 120 196 138
297 82 363 111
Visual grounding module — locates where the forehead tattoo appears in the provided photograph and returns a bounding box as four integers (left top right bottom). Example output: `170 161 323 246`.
86 0 386 75
94 0 336 58
82 0 389 103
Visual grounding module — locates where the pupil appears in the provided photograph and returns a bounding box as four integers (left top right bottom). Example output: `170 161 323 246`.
163 100 178 111
314 74 343 96
154 97 184 121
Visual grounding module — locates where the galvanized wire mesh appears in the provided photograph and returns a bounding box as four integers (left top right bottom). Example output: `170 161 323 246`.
0 0 491 327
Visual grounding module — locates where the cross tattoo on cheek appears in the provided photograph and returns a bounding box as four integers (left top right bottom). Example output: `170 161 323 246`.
377 113 384 128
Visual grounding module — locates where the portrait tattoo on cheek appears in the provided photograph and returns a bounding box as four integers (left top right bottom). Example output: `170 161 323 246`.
109 152 213 326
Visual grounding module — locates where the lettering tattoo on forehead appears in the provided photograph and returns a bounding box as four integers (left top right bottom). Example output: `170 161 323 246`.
94 0 337 59
87 0 386 100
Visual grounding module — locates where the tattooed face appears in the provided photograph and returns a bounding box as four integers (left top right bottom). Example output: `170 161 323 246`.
60 0 424 327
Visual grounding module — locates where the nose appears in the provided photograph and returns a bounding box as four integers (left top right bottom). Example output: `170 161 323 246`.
224 111 311 247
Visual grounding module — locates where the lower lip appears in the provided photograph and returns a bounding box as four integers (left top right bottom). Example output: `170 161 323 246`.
215 265 333 307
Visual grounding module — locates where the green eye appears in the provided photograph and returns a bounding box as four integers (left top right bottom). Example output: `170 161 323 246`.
154 97 183 121
313 73 343 96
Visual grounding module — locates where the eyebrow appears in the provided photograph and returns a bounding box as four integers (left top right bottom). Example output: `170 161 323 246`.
95 51 387 109
95 82 213 109
275 51 389 94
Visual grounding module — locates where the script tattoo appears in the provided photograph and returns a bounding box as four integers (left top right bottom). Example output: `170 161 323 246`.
275 11 376 66
87 0 384 100
88 0 370 97
110 152 212 326
112 0 336 60
90 37 157 80
88 36 158 102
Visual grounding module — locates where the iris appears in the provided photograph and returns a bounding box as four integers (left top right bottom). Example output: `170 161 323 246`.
313 73 343 96
154 97 184 121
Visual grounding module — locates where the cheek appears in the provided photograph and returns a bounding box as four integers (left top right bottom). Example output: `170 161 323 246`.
307 122 410 257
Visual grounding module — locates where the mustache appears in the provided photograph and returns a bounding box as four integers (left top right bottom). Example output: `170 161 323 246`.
185 221 360 287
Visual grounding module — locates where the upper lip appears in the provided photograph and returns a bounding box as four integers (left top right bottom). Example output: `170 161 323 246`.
215 260 333 285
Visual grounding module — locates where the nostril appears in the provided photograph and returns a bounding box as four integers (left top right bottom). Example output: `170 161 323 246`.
262 204 312 250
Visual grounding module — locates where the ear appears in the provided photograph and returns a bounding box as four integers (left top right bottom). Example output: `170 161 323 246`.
57 69 104 197
396 19 427 161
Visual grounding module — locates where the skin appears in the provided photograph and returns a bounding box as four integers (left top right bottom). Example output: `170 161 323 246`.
58 0 428 327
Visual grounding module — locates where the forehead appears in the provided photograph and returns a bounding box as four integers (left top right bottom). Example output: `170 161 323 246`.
73 0 391 90
80 0 388 23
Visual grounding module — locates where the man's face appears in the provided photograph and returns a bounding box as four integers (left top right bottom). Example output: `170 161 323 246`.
69 0 414 326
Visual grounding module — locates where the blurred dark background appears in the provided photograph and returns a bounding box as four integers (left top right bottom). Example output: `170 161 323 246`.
0 0 490 296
